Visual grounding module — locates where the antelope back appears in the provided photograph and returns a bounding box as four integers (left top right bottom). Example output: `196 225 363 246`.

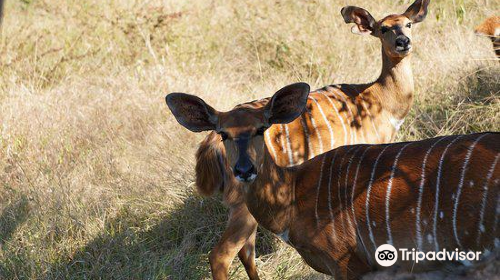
295 132 499 265
264 89 395 167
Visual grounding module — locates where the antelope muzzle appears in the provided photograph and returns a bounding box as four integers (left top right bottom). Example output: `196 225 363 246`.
233 138 257 183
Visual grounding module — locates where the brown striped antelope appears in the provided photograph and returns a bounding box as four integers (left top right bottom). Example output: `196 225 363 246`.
191 0 430 279
475 16 500 61
166 83 500 280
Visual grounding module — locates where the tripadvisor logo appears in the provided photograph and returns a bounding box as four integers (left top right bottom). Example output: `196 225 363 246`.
374 244 482 267
375 244 398 267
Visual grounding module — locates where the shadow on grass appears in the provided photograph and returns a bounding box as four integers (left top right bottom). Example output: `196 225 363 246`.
0 196 31 279
0 196 30 245
48 194 277 280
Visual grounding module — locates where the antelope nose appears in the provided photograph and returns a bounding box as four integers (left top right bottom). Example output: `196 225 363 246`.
395 36 411 50
234 161 256 182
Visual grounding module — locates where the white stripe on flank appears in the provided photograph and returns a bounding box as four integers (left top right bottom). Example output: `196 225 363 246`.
433 135 465 252
352 146 372 259
284 124 294 166
453 133 489 249
359 128 367 144
327 149 340 240
366 145 391 251
307 104 324 155
338 146 357 233
360 98 381 142
416 136 449 250
385 142 412 245
330 88 356 144
265 130 278 162
300 117 314 158
318 91 348 146
279 125 287 154
310 96 335 149
315 154 327 228
344 146 363 232
477 153 499 245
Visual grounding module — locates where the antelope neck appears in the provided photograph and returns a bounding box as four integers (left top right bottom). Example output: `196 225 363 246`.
245 145 295 234
372 47 414 119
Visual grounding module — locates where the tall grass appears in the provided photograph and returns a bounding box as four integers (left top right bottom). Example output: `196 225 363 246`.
0 0 498 279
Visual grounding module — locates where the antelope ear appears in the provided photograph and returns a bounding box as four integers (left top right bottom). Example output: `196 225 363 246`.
403 0 430 23
265 82 310 125
341 6 376 36
166 93 219 132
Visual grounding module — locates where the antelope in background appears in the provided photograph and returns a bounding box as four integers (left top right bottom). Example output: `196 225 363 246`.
192 0 430 278
475 16 500 61
167 82 500 280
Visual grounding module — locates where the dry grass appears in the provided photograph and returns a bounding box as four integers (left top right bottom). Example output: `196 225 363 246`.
0 0 498 279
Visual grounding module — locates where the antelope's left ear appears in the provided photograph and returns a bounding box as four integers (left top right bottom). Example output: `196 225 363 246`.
265 82 310 125
404 0 430 23
166 93 219 132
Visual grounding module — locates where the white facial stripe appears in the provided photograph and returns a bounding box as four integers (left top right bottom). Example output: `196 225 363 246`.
416 136 449 250
310 96 335 149
385 142 412 245
344 146 363 232
477 153 499 245
318 91 348 146
352 146 372 259
366 145 391 251
300 116 314 159
453 133 490 249
433 135 465 252
315 154 327 228
265 130 279 163
360 99 381 142
307 104 324 155
284 124 294 166
328 149 340 241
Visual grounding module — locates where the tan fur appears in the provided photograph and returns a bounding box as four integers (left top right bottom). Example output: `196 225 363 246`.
192 2 428 279
475 16 500 59
195 132 227 196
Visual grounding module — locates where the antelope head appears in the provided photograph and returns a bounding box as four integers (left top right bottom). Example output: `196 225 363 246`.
341 0 430 58
166 83 310 183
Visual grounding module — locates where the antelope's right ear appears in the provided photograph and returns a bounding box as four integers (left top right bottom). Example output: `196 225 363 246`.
265 82 310 125
403 0 430 24
166 93 219 132
341 6 376 36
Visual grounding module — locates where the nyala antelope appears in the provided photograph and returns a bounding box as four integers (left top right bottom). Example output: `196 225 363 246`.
167 82 500 280
192 0 430 279
475 16 500 60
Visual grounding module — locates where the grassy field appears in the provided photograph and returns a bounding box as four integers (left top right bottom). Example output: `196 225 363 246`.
0 0 499 279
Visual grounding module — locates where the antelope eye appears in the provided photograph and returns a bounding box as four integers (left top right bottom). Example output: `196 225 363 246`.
218 131 228 141
406 22 412 28
256 126 268 136
380 26 389 34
